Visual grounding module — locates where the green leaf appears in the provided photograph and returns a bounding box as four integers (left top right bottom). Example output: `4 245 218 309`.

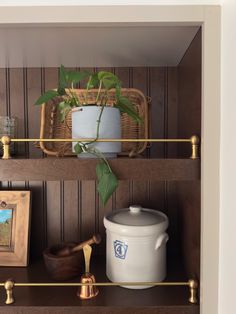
74 142 83 154
96 161 118 206
98 71 120 90
115 84 121 98
115 96 143 123
67 71 91 84
59 65 68 89
35 90 59 105
57 87 66 96
103 77 119 90
58 101 71 122
87 73 99 89
97 71 117 81
96 160 108 181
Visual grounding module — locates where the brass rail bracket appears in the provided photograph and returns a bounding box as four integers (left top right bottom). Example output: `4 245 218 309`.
4 279 15 305
190 135 200 160
188 279 198 304
1 136 11 160
1 278 198 305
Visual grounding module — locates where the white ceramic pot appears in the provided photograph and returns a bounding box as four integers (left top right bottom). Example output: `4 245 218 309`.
103 205 169 289
72 106 121 158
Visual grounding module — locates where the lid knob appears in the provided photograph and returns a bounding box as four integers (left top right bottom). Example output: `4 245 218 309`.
129 205 142 214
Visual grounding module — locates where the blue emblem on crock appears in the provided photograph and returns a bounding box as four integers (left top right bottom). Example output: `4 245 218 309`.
114 240 128 259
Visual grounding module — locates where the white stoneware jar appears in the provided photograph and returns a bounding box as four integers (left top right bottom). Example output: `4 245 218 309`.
72 106 121 158
104 205 169 289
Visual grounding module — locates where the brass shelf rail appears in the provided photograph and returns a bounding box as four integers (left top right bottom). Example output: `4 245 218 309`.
1 135 200 160
0 278 198 305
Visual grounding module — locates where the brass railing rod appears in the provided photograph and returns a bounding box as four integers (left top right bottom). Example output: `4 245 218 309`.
2 279 198 305
1 281 189 287
10 138 191 143
1 135 200 160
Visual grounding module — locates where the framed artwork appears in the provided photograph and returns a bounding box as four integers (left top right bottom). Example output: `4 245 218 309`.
0 191 31 266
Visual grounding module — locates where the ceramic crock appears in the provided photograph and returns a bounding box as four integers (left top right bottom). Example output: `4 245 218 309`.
72 106 121 158
103 205 169 289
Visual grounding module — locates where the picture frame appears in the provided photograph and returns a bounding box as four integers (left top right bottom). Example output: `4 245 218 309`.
0 191 31 266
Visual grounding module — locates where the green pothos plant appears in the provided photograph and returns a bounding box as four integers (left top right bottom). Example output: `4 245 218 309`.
35 65 142 205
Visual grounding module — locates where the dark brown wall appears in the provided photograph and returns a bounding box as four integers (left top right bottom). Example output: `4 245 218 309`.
177 29 201 279
0 66 181 260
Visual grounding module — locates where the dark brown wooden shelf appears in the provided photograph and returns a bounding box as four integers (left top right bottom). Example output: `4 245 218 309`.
0 158 200 181
0 258 199 314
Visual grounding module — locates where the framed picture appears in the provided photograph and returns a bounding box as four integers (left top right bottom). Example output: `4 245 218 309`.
0 191 31 266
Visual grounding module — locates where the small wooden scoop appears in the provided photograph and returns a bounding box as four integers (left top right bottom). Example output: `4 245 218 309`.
56 234 101 257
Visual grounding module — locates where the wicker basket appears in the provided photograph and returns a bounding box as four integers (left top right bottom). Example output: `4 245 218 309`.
39 88 148 157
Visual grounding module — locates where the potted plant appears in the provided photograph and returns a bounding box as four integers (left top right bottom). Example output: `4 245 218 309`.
35 65 142 205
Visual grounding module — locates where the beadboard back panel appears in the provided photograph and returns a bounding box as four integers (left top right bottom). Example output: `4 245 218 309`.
0 66 180 259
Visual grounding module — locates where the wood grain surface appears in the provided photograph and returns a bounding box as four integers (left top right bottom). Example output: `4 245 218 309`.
0 158 200 181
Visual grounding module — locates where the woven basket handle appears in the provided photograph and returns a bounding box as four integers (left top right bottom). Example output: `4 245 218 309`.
64 112 72 133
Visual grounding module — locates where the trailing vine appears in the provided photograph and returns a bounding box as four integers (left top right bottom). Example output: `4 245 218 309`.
35 65 142 205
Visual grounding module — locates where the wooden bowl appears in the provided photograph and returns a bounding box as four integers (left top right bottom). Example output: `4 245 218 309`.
43 243 84 281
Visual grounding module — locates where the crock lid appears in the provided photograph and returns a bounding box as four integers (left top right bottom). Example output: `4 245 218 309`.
106 205 166 226
104 206 168 237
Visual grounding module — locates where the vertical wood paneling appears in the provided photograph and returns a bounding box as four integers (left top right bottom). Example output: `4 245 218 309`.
79 68 97 246
0 69 7 116
81 181 96 241
114 180 131 209
131 68 149 207
29 181 45 259
0 66 194 266
166 68 179 258
114 68 129 87
64 181 79 243
148 67 166 234
27 68 43 158
26 69 45 258
46 181 61 246
148 183 165 211
0 68 7 176
165 181 179 259
9 68 26 156
167 67 178 158
149 67 166 158
44 68 62 246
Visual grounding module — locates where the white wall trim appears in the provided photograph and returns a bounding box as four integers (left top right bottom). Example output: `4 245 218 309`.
201 5 221 314
0 5 206 25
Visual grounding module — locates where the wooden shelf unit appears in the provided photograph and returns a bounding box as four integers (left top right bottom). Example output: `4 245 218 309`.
0 22 202 314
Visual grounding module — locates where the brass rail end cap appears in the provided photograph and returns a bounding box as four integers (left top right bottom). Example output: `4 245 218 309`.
188 279 198 289
1 135 11 145
190 135 199 145
4 279 15 290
